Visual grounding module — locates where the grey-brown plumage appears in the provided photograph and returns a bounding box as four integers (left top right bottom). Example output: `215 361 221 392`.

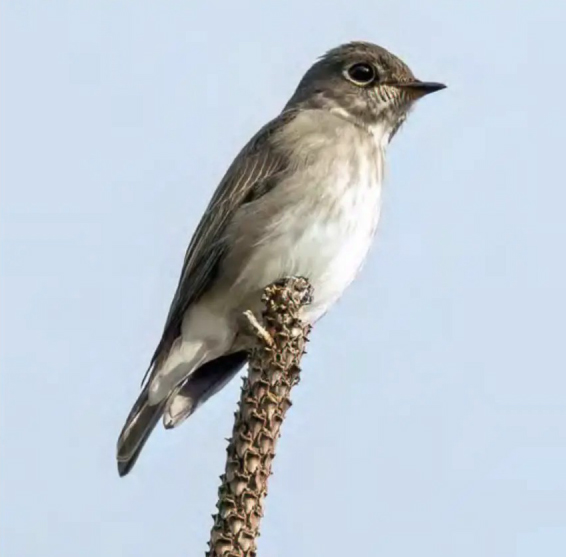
116 41 445 476
117 352 246 477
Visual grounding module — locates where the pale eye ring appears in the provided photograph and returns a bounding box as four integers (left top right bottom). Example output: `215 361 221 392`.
345 63 378 86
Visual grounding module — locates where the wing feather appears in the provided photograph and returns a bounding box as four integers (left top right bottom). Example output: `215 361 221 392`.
147 109 297 374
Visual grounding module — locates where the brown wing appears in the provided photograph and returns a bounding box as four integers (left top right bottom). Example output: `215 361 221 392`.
147 110 297 374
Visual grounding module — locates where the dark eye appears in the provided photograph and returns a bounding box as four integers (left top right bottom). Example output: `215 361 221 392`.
345 63 377 86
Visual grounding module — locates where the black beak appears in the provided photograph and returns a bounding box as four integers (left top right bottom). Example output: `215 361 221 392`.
396 81 447 96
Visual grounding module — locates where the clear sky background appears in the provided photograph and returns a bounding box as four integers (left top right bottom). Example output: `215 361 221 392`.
2 2 565 556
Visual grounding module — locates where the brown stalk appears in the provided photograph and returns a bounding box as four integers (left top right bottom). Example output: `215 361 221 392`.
206 277 313 557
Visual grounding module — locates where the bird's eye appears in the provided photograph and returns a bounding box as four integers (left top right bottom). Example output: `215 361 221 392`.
345 63 377 86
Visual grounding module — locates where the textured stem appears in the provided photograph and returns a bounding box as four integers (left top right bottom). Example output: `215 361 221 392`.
206 277 313 557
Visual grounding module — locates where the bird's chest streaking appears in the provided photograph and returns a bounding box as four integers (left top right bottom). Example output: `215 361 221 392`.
222 111 385 322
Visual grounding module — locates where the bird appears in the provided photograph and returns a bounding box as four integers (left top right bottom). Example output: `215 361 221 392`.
116 41 445 476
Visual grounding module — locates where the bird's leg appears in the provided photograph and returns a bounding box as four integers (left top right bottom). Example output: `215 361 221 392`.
238 277 313 348
240 310 274 347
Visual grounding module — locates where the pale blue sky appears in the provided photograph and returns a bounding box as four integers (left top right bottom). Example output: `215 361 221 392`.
2 2 565 556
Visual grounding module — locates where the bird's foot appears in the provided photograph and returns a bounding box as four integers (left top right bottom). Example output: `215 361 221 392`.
240 310 274 347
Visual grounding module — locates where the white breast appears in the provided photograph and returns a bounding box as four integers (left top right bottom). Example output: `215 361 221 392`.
227 111 386 323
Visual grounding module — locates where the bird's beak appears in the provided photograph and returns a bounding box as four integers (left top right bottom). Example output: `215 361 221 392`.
396 80 447 97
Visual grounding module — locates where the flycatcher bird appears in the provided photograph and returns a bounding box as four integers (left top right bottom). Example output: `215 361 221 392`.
117 41 445 476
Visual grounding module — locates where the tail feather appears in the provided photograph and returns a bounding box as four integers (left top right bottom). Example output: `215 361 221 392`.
116 351 247 477
116 383 165 477
164 351 247 429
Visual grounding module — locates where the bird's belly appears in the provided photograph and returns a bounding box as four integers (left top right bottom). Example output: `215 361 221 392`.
253 224 371 320
229 177 382 322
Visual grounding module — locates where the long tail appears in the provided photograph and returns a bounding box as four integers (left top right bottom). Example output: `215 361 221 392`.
163 351 247 429
116 351 247 477
116 382 164 477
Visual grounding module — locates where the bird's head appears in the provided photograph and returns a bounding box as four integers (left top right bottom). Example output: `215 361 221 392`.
286 41 446 142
